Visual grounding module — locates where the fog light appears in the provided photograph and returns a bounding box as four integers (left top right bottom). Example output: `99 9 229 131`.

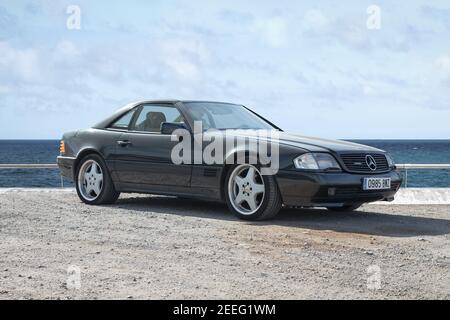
328 187 336 196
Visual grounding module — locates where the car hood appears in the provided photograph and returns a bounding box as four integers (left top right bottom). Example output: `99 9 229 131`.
205 130 384 153
275 132 383 153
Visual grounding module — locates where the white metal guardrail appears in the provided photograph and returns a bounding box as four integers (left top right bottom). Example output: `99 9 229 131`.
0 164 58 169
0 163 449 188
395 164 450 169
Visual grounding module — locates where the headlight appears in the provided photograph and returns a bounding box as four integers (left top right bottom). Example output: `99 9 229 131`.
385 153 395 168
294 153 341 171
293 153 319 170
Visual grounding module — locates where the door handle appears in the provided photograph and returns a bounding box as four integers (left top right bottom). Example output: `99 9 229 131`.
117 140 132 147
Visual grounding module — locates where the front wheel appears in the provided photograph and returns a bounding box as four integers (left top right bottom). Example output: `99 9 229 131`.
75 154 120 205
225 164 282 221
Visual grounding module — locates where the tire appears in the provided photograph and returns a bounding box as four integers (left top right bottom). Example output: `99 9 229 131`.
225 164 282 221
326 204 361 212
75 154 120 205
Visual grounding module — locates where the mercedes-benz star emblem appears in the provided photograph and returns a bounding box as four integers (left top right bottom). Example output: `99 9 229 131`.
365 155 377 171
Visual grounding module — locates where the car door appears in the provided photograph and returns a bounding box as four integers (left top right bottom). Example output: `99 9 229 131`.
113 104 191 187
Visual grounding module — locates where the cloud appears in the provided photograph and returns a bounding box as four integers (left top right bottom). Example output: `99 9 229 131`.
218 9 253 24
0 41 40 81
1 1 450 138
24 2 42 15
55 40 81 57
302 9 329 33
252 16 288 48
161 38 210 81
435 55 450 73
296 8 416 53
421 5 450 30
0 6 17 39
0 85 11 94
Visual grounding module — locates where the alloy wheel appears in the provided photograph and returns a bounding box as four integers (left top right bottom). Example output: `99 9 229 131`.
228 164 265 215
78 160 104 201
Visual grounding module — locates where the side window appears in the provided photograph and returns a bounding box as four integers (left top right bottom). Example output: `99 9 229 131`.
109 110 135 130
187 106 213 130
132 105 184 133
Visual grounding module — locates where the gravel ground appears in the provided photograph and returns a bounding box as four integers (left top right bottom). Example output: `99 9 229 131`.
0 189 449 300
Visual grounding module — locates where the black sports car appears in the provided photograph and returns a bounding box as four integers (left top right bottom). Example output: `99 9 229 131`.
57 100 402 220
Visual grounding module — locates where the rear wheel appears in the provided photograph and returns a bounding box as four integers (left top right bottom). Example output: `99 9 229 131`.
75 154 120 205
225 164 282 220
326 204 361 212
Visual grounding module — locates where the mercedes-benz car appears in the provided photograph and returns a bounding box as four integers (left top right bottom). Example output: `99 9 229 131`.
57 100 402 220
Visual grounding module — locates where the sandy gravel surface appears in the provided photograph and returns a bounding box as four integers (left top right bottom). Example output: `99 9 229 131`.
0 190 449 299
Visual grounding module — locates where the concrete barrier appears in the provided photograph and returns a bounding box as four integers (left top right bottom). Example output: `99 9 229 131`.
0 188 75 194
1 188 450 204
376 188 450 205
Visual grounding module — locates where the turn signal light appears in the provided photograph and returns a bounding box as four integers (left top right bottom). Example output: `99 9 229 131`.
59 140 66 154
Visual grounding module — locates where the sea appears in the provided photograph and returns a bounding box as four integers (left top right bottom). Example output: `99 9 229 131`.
0 140 449 188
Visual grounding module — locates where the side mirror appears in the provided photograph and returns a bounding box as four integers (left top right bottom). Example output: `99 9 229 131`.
160 122 186 135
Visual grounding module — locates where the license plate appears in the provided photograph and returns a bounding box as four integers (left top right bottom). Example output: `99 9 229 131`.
363 177 391 190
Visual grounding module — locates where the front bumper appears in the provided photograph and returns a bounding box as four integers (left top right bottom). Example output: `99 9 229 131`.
57 156 76 180
276 169 402 207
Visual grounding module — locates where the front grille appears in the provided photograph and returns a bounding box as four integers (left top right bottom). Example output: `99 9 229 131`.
339 153 390 173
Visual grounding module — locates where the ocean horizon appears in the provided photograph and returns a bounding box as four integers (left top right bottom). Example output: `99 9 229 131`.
0 139 449 188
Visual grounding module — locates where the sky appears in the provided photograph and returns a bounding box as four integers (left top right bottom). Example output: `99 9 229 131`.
1 0 450 139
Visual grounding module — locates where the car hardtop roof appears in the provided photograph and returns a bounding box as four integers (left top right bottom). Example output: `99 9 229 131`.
130 99 241 106
93 100 243 129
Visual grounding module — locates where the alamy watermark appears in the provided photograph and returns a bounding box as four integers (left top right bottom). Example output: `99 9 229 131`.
366 5 381 30
170 121 280 175
66 265 81 289
366 264 381 290
66 5 81 30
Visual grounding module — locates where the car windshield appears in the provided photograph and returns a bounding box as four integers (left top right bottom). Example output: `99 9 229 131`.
183 102 276 130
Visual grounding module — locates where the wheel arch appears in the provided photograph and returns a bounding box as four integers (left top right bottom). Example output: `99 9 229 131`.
219 164 233 201
73 148 103 177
